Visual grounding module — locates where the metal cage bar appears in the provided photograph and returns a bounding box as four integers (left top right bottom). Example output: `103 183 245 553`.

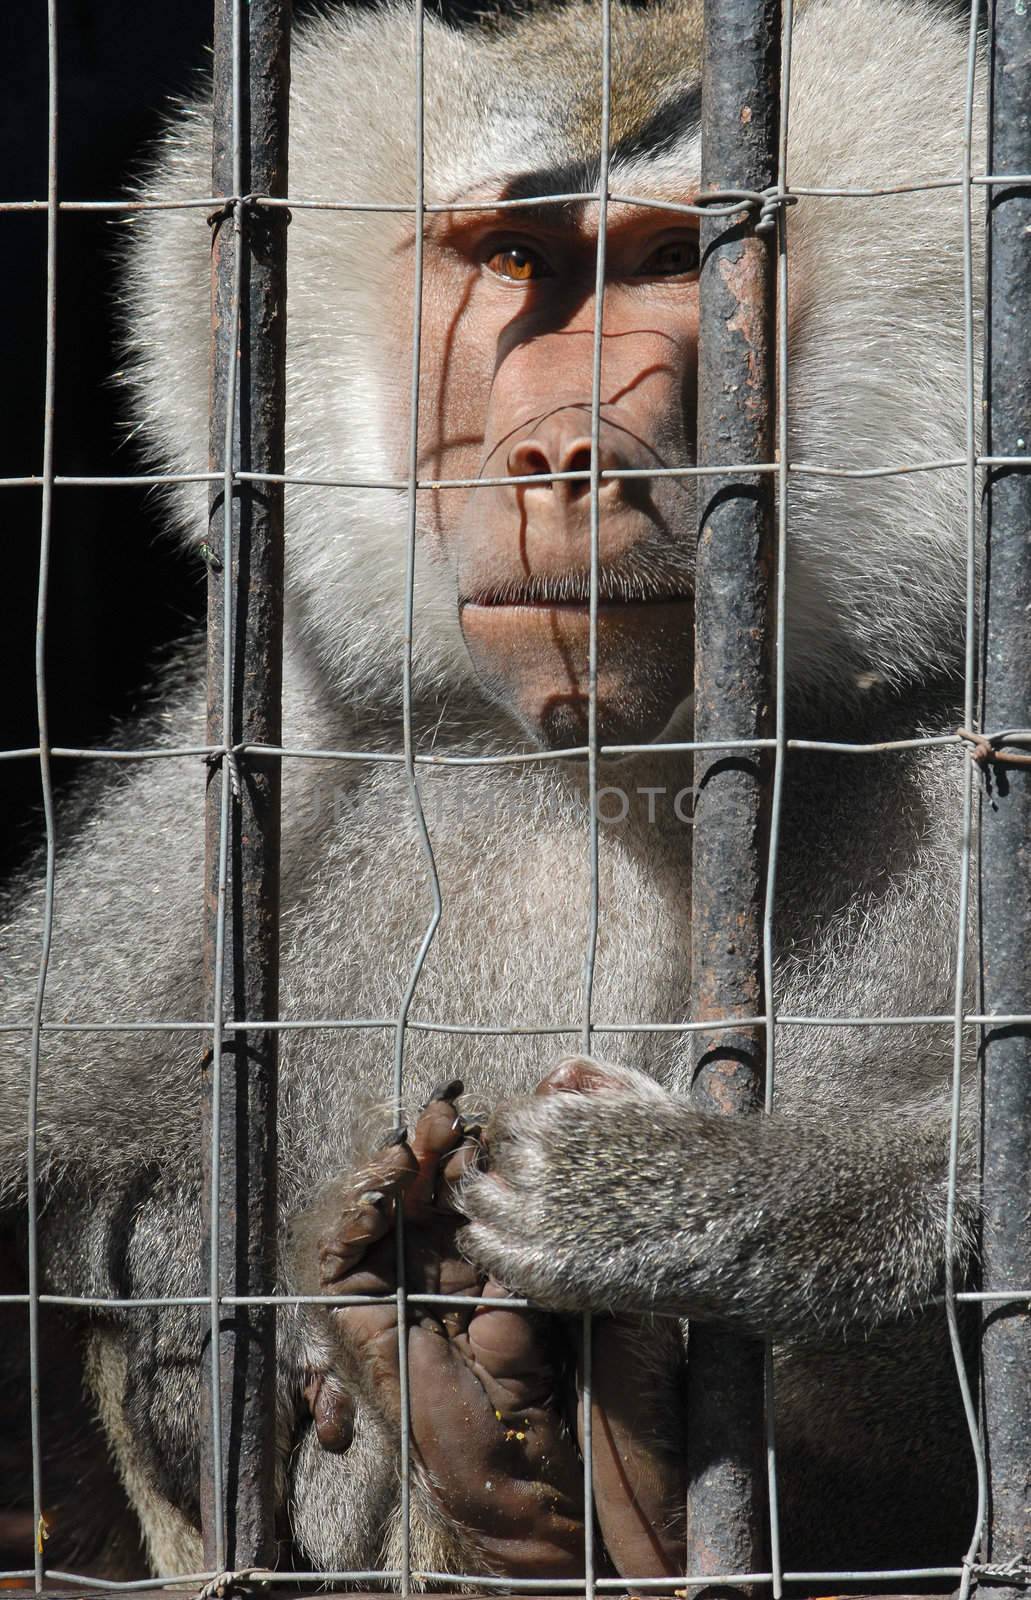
392 3 443 1589
685 0 781 1591
23 0 60 1590
199 0 291 1569
977 0 1031 1586
760 5 795 1592
577 4 615 1593
942 13 989 1600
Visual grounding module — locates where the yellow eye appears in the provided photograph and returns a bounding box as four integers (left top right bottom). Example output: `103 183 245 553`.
639 237 700 277
487 245 548 282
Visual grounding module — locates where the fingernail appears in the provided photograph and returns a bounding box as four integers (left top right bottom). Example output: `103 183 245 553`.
359 1189 385 1209
425 1078 463 1107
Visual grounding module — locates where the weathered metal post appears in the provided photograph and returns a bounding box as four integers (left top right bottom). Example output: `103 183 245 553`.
200 0 291 1570
686 0 780 1591
978 1 1031 1589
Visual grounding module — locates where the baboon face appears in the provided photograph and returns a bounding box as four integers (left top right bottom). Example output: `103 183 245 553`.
405 195 701 749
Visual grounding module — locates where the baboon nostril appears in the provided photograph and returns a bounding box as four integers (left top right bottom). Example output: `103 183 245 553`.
562 443 594 500
508 441 556 482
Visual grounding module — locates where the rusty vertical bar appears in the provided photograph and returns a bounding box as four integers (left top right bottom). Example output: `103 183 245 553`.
686 0 780 1592
200 0 291 1571
977 0 1031 1590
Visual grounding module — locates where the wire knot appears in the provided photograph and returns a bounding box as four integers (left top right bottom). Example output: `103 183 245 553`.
194 1567 275 1600
970 1556 1031 1587
206 198 236 233
205 744 244 801
957 727 1031 769
692 185 797 233
756 185 797 233
206 193 291 234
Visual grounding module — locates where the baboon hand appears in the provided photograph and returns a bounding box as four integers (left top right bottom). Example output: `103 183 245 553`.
304 1081 588 1577
461 1056 677 1311
462 1058 688 1578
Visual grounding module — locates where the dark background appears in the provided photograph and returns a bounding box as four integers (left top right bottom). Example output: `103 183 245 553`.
0 0 500 884
2 0 215 880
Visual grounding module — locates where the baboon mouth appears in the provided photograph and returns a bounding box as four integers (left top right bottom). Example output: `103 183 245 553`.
458 592 695 750
461 579 694 609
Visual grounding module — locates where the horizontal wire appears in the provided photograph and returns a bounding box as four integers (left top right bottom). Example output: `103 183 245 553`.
0 1564 974 1591
0 732 981 766
4 453 1030 491
2 1284 1026 1311
2 1012 1028 1038
3 170 1031 213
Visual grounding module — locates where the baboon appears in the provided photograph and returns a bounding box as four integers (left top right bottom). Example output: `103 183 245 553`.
1 0 983 1580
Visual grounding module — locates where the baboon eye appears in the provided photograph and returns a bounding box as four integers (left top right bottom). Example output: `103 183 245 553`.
638 237 701 276
486 245 550 281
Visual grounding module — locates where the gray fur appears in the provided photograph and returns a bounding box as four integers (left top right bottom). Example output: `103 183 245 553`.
0 0 983 1578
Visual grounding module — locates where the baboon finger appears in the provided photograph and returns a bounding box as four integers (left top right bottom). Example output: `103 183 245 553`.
403 1083 468 1215
575 1317 686 1578
437 1136 484 1214
303 1373 355 1454
318 1140 419 1288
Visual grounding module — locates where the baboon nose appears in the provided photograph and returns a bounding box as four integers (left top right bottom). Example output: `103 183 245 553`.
507 432 625 502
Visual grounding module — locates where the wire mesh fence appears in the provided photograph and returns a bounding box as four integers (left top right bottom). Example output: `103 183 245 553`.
1 0 1030 1594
